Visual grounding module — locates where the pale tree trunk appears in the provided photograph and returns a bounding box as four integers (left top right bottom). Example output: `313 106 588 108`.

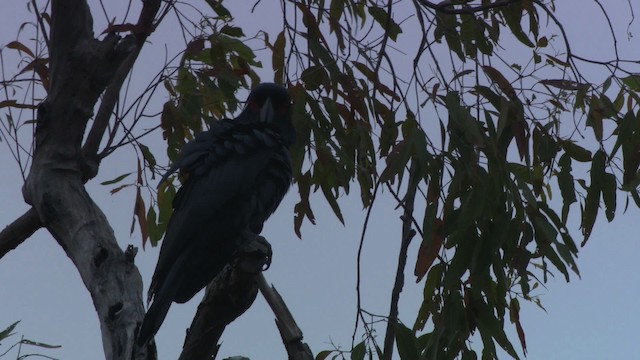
19 0 160 359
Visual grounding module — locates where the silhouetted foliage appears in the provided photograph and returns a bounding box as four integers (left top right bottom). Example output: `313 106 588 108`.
1 1 638 359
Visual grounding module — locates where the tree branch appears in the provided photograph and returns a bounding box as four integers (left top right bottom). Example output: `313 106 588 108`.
81 0 166 180
179 234 313 360
258 274 314 360
382 160 419 360
0 208 42 259
21 1 162 359
415 0 523 15
179 234 271 360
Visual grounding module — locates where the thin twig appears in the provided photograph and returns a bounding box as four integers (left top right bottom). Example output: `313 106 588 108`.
382 160 419 360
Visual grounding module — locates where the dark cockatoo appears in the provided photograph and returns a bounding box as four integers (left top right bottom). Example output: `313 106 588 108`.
138 83 295 345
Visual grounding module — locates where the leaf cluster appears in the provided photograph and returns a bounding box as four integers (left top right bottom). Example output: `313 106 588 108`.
131 1 640 359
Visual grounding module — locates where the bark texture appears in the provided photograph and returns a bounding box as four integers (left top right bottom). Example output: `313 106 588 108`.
20 1 159 359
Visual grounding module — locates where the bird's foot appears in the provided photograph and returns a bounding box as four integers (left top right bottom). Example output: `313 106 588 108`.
238 231 272 271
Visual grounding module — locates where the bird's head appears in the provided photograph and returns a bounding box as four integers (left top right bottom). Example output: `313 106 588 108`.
238 83 295 147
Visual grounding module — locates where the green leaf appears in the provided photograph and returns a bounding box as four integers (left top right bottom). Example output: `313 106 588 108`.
435 13 464 61
368 6 402 41
321 183 344 224
462 349 478 360
205 0 231 17
509 298 527 355
330 0 345 23
557 153 576 223
474 85 502 110
445 91 485 146
139 143 157 169
220 25 244 38
539 79 582 90
216 36 259 65
602 172 617 222
380 140 411 183
394 322 419 360
622 75 640 91
0 321 19 341
315 350 334 360
109 184 133 195
147 206 163 246
301 65 327 91
586 96 604 141
100 172 132 186
555 241 580 277
272 31 286 83
474 292 520 360
502 4 534 48
18 338 61 349
307 37 340 76
582 150 606 244
414 263 443 331
560 140 592 162
351 341 366 360
533 215 570 281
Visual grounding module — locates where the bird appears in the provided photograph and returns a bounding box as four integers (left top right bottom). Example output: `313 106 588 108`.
137 83 295 345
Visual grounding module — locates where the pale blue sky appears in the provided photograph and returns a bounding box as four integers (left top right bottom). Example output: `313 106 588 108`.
1 2 639 360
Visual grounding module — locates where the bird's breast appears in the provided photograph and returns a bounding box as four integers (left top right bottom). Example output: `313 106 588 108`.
247 149 292 232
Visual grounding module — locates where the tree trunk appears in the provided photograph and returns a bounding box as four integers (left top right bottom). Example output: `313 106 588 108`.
21 1 155 359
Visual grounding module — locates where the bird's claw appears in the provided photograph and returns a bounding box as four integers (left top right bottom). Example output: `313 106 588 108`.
239 231 272 271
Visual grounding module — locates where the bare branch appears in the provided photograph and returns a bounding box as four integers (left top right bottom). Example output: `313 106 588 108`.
180 234 272 360
259 274 314 360
415 0 523 15
178 231 312 360
353 179 382 347
382 160 419 360
0 208 43 259
81 0 171 180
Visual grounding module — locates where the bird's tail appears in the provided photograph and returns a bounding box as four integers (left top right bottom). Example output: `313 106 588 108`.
137 270 181 346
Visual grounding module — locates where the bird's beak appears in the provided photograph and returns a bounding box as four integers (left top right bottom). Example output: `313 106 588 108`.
260 98 274 123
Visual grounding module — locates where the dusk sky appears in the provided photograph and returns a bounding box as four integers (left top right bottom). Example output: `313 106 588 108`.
1 2 639 359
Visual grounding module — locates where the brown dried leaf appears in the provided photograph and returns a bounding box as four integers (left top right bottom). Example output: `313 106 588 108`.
414 219 443 282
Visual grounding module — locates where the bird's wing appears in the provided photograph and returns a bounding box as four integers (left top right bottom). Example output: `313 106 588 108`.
157 121 235 187
148 122 285 302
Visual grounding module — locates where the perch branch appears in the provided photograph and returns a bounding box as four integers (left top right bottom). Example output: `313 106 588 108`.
179 233 272 360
